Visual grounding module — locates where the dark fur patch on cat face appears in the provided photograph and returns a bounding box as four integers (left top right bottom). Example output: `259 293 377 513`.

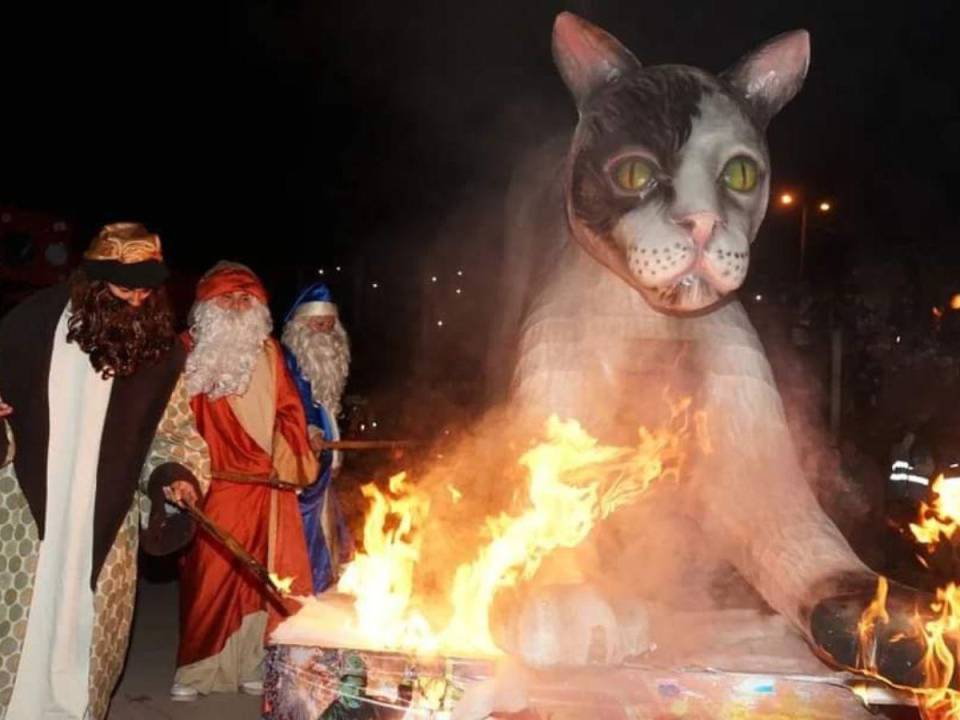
567 63 770 313
571 66 720 233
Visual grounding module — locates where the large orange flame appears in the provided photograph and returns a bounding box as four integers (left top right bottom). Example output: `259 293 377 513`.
854 472 960 717
335 405 694 657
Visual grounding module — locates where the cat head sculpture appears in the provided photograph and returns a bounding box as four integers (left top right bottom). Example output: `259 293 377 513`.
555 13 809 314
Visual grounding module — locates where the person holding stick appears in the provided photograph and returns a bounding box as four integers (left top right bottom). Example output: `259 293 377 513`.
280 281 354 592
0 223 208 720
172 261 316 701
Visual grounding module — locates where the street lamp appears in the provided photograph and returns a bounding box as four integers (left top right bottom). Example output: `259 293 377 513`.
778 191 833 277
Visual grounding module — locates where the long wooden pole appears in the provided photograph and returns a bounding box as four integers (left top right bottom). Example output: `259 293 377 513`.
209 470 302 490
315 439 415 451
181 502 295 614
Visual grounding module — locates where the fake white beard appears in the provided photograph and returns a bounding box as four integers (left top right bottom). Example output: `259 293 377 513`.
281 317 350 417
184 300 273 400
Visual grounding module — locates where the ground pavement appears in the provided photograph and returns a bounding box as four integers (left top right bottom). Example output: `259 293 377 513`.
106 559 261 720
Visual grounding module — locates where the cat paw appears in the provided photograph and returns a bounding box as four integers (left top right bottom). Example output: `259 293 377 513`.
808 573 937 690
491 583 648 667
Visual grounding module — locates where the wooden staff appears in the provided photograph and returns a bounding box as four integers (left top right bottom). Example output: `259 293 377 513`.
314 438 416 451
181 501 295 615
210 469 304 490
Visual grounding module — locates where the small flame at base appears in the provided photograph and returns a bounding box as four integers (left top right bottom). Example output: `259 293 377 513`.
269 573 295 595
854 577 960 717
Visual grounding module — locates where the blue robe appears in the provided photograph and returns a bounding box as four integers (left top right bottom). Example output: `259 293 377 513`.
283 348 353 593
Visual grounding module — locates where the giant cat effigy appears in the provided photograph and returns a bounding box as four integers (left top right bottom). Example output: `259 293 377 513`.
492 12 934 691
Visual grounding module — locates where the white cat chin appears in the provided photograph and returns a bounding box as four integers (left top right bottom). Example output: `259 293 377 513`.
640 274 727 314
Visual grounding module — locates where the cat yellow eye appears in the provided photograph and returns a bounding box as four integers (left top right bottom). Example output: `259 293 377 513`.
722 156 759 192
612 157 655 192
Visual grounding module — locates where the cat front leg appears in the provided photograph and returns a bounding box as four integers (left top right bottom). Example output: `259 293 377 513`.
692 304 939 688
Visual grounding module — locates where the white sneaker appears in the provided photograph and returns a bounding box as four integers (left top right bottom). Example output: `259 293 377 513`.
240 680 264 696
170 683 199 701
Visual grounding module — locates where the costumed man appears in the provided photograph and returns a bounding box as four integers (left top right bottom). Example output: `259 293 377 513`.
281 282 353 592
173 261 317 700
0 223 209 720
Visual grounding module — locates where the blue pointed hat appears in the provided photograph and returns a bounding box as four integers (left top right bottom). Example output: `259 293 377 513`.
285 281 338 323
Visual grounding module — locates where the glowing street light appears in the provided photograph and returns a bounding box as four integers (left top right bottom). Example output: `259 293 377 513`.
431 276 438 283
455 288 462 295
778 190 835 278
951 294 960 311
436 320 444 327
371 282 379 289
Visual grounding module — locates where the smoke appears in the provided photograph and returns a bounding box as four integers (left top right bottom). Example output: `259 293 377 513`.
322 30 878 680
749 296 879 558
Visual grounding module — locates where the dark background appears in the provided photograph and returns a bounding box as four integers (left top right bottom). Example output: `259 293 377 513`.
1 0 959 439
6 3 960 686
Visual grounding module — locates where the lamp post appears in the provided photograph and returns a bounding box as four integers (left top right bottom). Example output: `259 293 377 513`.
778 192 832 279
780 192 841 440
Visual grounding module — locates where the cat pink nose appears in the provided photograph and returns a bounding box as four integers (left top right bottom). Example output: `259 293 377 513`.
674 211 720 246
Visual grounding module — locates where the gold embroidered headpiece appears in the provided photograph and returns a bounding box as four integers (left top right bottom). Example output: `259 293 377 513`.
82 222 169 287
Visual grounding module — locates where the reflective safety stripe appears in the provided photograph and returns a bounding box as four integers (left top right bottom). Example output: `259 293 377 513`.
889 459 928 486
889 472 930 486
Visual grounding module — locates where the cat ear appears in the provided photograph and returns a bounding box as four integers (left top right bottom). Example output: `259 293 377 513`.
552 13 641 108
722 30 810 126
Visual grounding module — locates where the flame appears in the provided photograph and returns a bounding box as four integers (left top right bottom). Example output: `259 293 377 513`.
853 555 960 716
335 407 690 657
856 576 890 674
905 474 960 715
911 475 960 548
336 472 439 652
913 474 960 547
914 583 960 718
269 573 295 595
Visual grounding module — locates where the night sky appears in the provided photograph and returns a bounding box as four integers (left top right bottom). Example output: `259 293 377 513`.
2 1 959 394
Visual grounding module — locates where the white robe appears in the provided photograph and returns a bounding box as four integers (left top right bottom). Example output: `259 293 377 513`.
7 308 113 719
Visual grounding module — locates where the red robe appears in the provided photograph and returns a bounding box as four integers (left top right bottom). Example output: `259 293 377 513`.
177 337 316 670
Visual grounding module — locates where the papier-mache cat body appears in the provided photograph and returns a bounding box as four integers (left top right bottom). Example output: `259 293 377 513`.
494 12 935 692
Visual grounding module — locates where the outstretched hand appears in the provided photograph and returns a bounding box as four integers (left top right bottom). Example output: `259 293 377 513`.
163 479 199 508
309 433 327 455
0 401 12 419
